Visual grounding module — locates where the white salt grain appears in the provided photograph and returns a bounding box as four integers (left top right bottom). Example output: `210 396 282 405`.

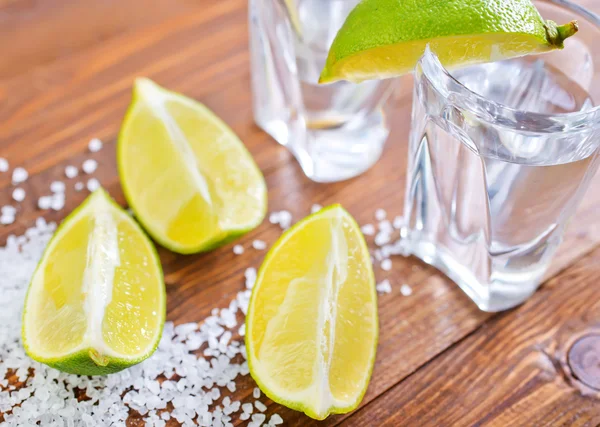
270 414 284 425
12 167 28 184
374 232 391 246
0 214 14 225
253 387 261 399
381 259 392 271
51 193 65 211
400 284 413 296
233 244 244 255
12 188 25 202
255 400 267 412
361 224 375 236
88 138 103 152
252 239 267 250
240 413 251 421
252 413 266 425
311 204 322 214
393 215 404 229
376 279 392 294
375 208 386 221
0 157 8 172
242 403 254 414
65 165 78 179
50 181 66 193
87 178 100 192
2 205 16 216
82 159 98 174
378 220 392 233
37 195 52 210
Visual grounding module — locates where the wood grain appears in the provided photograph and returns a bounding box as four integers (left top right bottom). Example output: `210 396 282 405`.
343 248 600 427
0 0 599 425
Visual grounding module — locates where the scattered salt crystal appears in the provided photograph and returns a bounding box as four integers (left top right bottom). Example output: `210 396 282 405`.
50 180 66 193
12 167 28 184
87 178 100 192
251 413 266 425
65 165 78 178
361 224 375 236
270 414 284 425
242 403 254 413
252 239 267 250
400 284 413 296
0 157 8 172
227 381 236 392
376 279 392 294
12 188 25 202
2 205 16 216
0 214 14 225
240 413 251 421
255 400 267 412
88 138 103 152
82 159 98 174
268 212 280 224
374 232 391 246
51 193 65 211
245 267 257 289
253 387 261 399
393 215 404 229
238 323 246 336
74 182 84 191
37 195 52 210
233 244 244 255
311 204 322 214
378 220 392 233
375 208 386 221
381 259 392 271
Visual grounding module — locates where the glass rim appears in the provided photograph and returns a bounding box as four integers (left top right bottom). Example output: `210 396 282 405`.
417 0 600 133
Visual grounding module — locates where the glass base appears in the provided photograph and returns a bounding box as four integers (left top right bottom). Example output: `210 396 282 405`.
401 232 541 312
255 110 389 183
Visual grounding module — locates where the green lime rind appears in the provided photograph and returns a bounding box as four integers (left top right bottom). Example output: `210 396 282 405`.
246 204 378 420
22 189 166 376
320 0 578 83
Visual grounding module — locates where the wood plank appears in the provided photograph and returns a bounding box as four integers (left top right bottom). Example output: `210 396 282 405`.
342 247 600 427
1 0 600 425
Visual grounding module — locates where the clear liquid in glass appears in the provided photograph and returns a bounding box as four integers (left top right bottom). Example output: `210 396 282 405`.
403 55 599 312
249 0 396 182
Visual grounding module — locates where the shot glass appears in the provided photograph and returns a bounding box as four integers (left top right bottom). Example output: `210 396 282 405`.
401 0 600 311
248 0 397 182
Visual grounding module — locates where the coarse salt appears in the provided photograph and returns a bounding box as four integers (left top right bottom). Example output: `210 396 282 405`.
12 167 28 184
233 244 244 255
65 165 78 179
381 258 392 271
375 208 386 221
87 178 100 192
12 188 26 202
82 159 98 174
400 284 413 296
0 157 9 172
88 138 103 153
252 240 267 250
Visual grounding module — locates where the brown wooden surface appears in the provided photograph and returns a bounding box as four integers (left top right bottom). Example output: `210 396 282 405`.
1 0 600 426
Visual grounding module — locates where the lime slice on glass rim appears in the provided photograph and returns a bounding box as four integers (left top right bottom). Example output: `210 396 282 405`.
319 0 578 83
246 205 378 420
22 189 165 375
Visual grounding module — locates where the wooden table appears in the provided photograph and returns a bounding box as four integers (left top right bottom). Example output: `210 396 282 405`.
2 0 600 425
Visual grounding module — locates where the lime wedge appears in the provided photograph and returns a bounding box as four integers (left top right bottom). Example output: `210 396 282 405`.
22 189 165 375
319 0 578 83
246 205 378 420
118 78 267 254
